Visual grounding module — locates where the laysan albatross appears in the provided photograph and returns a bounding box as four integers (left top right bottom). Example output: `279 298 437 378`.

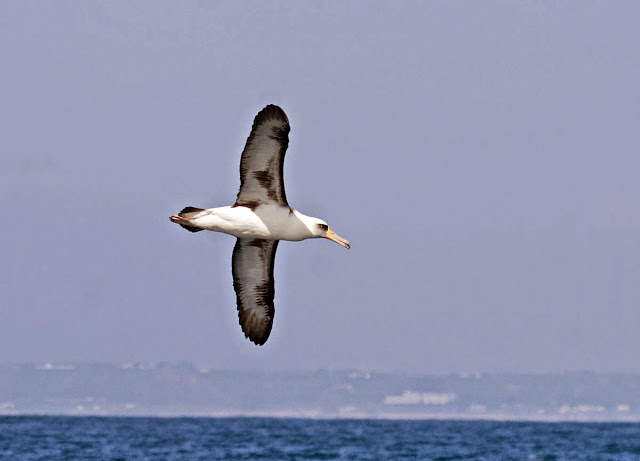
170 104 350 345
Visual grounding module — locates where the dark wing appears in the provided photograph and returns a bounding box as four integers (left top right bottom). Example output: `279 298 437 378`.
234 104 290 209
231 238 279 345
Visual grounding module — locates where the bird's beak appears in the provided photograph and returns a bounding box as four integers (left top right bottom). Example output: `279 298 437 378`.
325 228 351 250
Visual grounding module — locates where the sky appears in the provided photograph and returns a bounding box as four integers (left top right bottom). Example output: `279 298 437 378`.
1 1 639 374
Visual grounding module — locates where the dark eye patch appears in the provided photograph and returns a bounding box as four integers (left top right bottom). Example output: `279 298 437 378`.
317 223 328 230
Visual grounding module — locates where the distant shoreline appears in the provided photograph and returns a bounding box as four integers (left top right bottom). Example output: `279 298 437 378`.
2 363 639 423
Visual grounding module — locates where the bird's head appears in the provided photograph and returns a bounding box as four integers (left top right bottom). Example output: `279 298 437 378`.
308 218 351 249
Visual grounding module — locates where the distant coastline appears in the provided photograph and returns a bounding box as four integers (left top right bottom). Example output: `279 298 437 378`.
1 363 638 422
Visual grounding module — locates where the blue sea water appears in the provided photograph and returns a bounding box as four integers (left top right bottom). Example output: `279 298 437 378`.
0 416 639 460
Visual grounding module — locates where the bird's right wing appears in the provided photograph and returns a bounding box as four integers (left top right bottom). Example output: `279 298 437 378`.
231 238 279 345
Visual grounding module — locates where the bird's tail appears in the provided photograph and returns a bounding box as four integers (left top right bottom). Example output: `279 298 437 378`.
170 206 206 233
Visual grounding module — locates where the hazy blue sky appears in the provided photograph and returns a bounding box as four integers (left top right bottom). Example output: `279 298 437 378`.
2 2 639 373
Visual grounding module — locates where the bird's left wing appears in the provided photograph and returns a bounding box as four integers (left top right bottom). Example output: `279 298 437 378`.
234 104 290 208
231 238 279 345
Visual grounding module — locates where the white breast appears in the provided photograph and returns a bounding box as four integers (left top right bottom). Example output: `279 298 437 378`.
192 205 315 241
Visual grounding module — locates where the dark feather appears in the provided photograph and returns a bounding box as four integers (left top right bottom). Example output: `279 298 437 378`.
234 105 290 208
232 238 279 345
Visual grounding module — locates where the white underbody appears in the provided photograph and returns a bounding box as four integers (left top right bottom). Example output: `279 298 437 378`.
189 205 318 241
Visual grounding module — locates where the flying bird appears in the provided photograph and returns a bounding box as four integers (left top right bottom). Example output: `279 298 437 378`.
170 105 350 345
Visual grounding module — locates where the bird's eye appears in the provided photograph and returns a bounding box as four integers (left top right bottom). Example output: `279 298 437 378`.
318 223 328 230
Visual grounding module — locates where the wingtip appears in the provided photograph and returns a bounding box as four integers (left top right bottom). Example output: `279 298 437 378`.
254 104 289 127
248 334 268 346
238 312 273 346
242 319 272 346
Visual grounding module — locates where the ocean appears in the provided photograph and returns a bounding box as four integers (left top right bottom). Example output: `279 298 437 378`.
1 416 639 460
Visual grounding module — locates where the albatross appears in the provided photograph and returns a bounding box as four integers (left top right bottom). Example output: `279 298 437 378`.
170 104 350 345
